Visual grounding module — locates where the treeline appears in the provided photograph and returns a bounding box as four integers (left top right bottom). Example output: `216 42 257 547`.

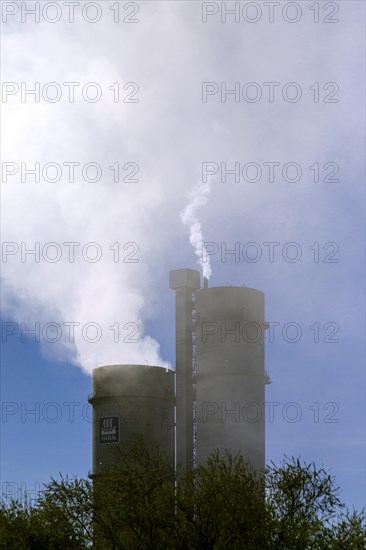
0 439 365 549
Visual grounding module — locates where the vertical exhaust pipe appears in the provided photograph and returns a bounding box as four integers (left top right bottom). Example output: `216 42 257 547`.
169 269 200 470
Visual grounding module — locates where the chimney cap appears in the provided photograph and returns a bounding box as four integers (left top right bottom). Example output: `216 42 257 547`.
169 268 200 290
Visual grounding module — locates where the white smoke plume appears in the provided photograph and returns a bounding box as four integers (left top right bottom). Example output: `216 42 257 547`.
180 181 213 279
1 2 362 379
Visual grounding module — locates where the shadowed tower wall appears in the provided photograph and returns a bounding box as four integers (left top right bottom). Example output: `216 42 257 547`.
195 286 267 470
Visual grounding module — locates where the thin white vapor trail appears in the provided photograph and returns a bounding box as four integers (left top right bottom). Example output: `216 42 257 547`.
180 180 213 279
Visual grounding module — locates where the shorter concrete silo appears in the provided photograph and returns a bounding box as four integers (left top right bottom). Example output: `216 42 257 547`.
89 364 174 476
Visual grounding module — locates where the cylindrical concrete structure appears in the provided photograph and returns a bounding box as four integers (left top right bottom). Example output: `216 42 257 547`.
89 364 174 476
195 287 267 470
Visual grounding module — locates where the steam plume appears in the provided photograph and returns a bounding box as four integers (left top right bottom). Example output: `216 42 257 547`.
180 181 213 279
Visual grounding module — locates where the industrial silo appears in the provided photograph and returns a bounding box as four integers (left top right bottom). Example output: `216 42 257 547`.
195 285 268 470
170 269 268 472
89 364 174 476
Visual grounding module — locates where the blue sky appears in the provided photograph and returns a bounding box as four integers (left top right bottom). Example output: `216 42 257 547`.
1 1 365 511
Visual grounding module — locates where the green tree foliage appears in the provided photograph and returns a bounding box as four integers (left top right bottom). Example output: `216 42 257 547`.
92 438 176 549
266 456 353 549
0 440 364 549
175 452 267 549
0 476 93 549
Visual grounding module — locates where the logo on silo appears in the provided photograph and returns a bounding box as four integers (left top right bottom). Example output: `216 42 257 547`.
99 416 119 444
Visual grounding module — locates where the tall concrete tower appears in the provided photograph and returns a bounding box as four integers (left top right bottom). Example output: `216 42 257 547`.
170 269 268 471
195 285 268 470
